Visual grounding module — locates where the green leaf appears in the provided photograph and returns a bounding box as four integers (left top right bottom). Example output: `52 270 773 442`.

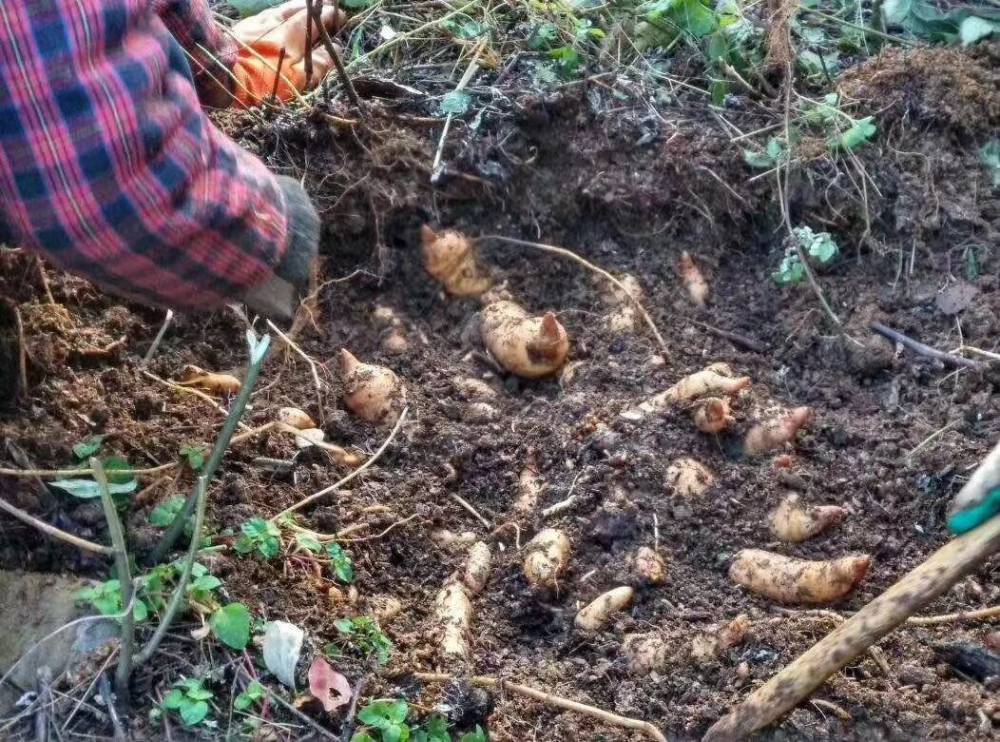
102 456 136 485
794 226 840 265
422 716 451 742
190 575 222 593
881 0 913 26
326 543 355 583
440 91 472 116
73 436 104 460
50 478 137 500
959 15 998 45
211 603 251 650
460 727 488 742
548 46 583 78
671 0 717 37
772 252 806 286
766 137 785 161
179 699 209 726
180 444 206 472
709 79 728 105
133 599 150 623
743 149 774 169
162 689 185 710
297 534 323 554
186 686 214 702
836 116 876 151
235 680 265 712
351 734 378 742
528 23 560 51
387 700 410 724
150 497 186 527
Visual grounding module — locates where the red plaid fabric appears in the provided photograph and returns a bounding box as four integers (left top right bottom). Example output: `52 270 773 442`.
0 0 290 310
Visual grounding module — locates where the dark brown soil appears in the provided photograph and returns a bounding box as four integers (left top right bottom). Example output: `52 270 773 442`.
1 45 999 741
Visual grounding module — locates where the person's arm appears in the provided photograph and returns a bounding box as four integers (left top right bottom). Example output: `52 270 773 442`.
0 0 315 318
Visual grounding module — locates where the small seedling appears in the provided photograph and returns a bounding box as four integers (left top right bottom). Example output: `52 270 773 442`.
296 534 356 583
180 444 207 472
162 677 214 727
77 579 149 622
234 680 266 712
352 699 410 742
234 518 282 560
332 616 393 666
150 497 186 528
773 226 840 286
73 435 105 460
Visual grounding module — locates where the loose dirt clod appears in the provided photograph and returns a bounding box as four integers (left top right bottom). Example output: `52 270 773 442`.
729 549 871 604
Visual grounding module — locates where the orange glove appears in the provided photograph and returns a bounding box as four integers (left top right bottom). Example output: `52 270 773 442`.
231 0 345 107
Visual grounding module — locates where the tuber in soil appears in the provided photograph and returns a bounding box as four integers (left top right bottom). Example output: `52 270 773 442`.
604 274 643 332
693 397 733 434
770 494 848 542
666 457 715 498
678 251 709 307
575 586 635 633
463 541 492 595
277 407 315 430
729 549 870 604
636 363 749 416
421 225 492 297
689 614 750 666
632 546 668 586
435 580 473 661
514 457 545 513
523 528 571 589
177 365 241 395
480 300 569 378
744 406 812 457
339 349 406 424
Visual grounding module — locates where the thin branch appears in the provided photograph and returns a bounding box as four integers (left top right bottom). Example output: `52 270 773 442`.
0 462 176 479
871 322 987 371
413 672 666 742
448 492 491 528
0 496 113 555
311 0 366 118
141 370 252 430
478 236 669 357
270 406 408 522
135 475 208 666
92 459 134 713
906 605 1000 626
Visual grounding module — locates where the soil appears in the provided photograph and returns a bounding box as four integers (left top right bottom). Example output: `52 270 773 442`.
1 43 999 741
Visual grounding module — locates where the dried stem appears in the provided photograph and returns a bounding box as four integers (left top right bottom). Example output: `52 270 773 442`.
92 459 134 712
872 322 986 371
906 605 1000 626
478 235 669 357
413 672 666 741
0 496 113 555
311 0 366 118
0 462 176 479
270 406 408 522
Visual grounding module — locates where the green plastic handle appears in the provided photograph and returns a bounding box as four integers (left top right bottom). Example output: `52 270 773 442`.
948 487 1000 535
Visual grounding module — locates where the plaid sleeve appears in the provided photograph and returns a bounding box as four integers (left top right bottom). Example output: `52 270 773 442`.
0 0 290 311
153 0 239 106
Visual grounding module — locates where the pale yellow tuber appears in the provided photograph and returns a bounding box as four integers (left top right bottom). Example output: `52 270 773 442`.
575 586 635 633
769 494 848 543
514 457 545 513
690 614 750 666
421 225 492 297
636 363 750 416
480 301 569 378
177 365 241 395
666 457 715 498
369 595 404 624
452 377 497 400
432 529 478 551
693 397 733 434
463 541 492 595
435 580 473 661
678 251 709 307
729 549 870 605
604 274 643 333
339 349 406 424
277 407 315 430
743 406 812 457
632 546 668 586
523 528 571 589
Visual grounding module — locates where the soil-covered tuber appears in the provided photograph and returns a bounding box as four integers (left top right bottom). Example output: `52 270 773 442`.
178 365 241 395
463 541 492 595
729 549 870 604
480 300 569 378
421 225 492 297
689 614 750 665
744 406 812 457
523 528 571 589
435 579 473 661
277 407 315 430
514 457 545 513
575 586 634 633
632 546 668 585
666 457 715 498
636 363 749 416
770 494 848 542
693 397 733 434
604 274 643 333
339 349 406 424
678 251 709 307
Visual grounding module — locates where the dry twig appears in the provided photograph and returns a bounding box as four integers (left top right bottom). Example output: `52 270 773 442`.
872 322 987 371
0 496 112 555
